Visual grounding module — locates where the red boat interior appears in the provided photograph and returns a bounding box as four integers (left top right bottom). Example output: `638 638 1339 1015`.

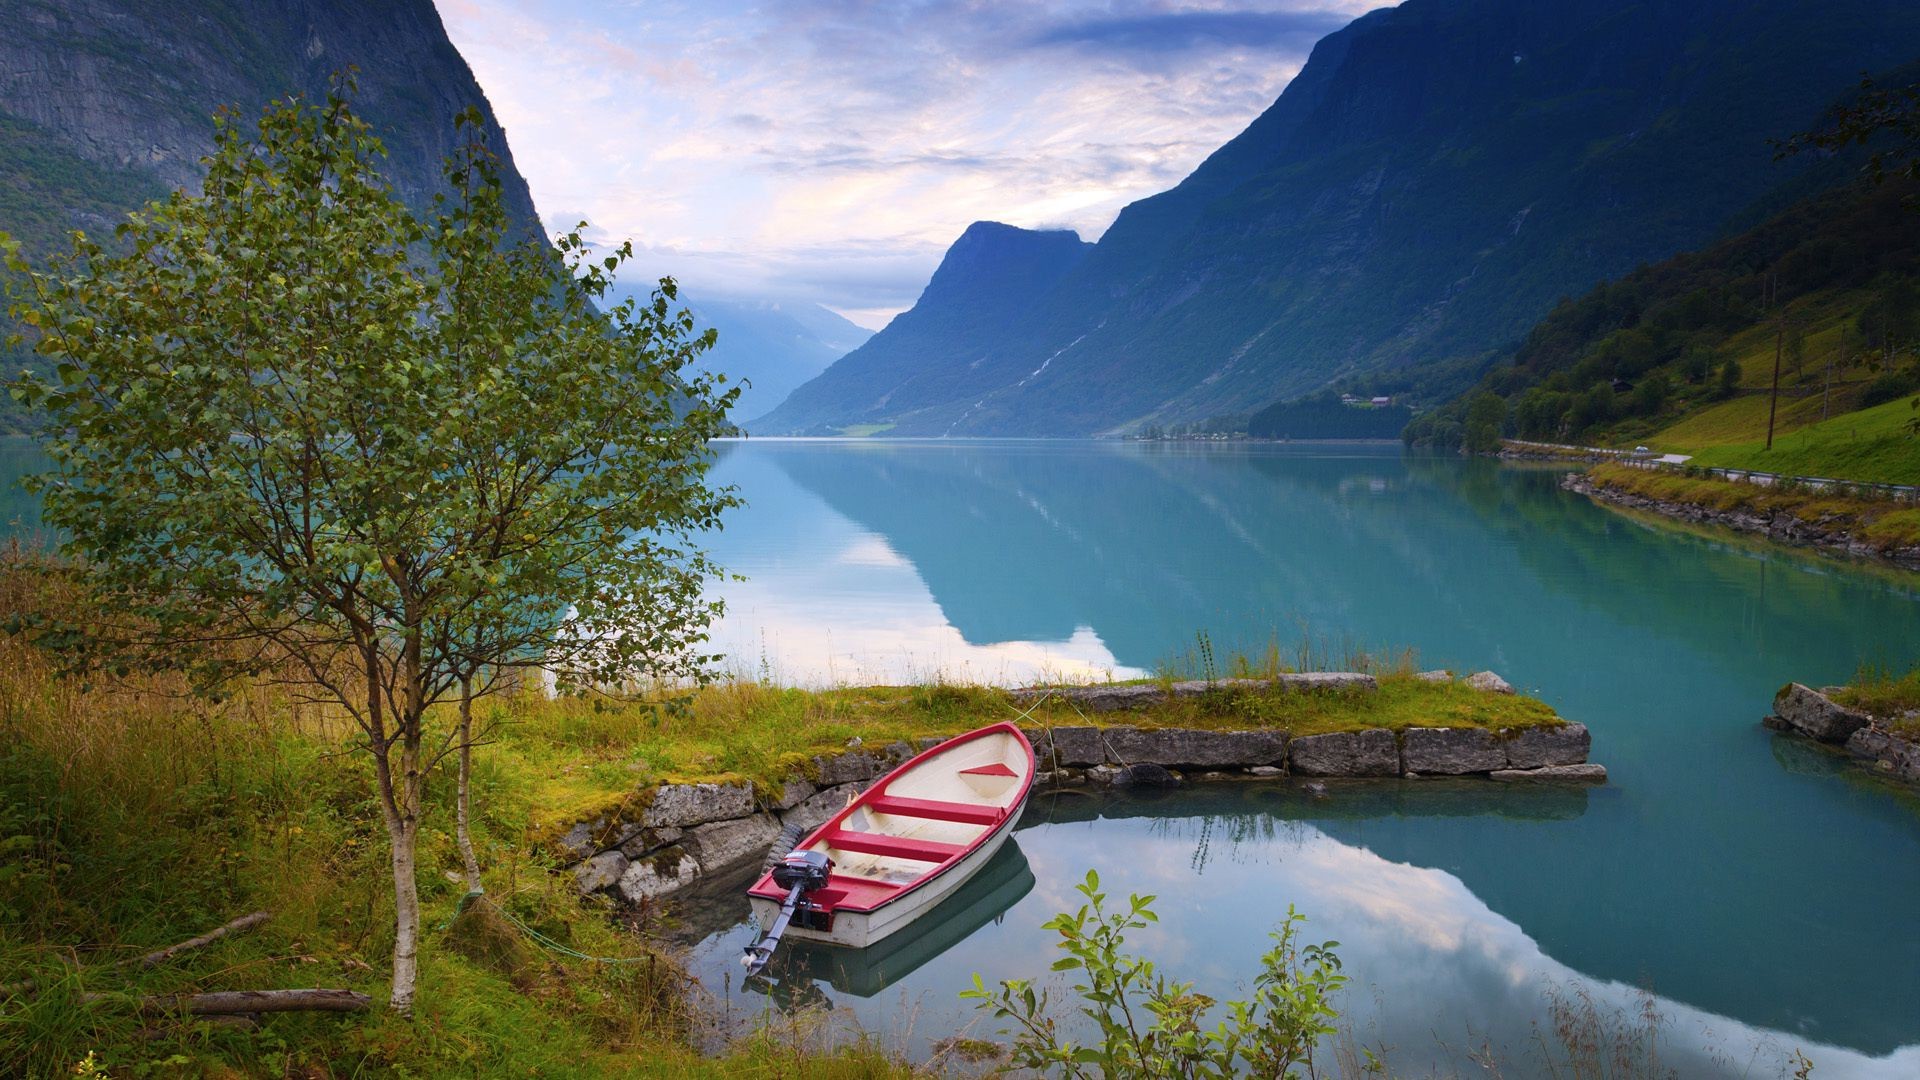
747 723 1033 917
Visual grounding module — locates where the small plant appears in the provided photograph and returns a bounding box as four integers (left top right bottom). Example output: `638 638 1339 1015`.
963 870 1347 1078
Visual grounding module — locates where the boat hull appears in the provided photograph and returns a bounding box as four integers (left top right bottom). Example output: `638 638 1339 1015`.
748 795 1027 949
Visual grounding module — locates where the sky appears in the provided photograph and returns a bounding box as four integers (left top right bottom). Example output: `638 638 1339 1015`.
435 1 1375 329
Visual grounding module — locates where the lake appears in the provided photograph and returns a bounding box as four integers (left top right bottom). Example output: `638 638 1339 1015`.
9 436 1920 1075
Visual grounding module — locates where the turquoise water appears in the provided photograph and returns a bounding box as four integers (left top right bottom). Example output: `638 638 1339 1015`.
683 439 1920 1077
10 436 1920 1074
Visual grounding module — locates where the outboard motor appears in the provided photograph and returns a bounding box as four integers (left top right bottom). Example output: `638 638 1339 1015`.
742 849 833 976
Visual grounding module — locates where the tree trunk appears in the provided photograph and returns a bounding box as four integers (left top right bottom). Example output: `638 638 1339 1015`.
455 673 482 893
386 807 421 1014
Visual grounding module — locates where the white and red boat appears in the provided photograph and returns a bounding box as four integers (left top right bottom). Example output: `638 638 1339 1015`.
743 722 1035 964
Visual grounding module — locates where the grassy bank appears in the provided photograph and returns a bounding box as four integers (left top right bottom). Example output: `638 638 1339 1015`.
0 550 1567 1077
1680 397 1920 485
1833 665 1920 739
1582 462 1920 551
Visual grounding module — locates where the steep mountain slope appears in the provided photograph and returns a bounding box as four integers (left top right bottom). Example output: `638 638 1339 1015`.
0 0 542 432
682 295 872 421
751 221 1092 435
766 0 1920 437
1404 175 1920 480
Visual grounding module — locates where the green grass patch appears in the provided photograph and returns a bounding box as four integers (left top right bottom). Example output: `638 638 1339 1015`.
1680 397 1920 486
1833 665 1920 739
1582 462 1920 552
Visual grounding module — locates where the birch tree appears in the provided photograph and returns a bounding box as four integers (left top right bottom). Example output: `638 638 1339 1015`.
5 91 737 1011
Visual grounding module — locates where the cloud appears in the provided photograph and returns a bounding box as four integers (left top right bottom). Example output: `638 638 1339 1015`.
436 0 1374 323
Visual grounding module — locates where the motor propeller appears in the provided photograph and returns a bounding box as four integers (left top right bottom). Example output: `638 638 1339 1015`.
742 849 833 976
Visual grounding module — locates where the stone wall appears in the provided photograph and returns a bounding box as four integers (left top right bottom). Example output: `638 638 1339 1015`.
1767 682 1920 783
557 673 1601 906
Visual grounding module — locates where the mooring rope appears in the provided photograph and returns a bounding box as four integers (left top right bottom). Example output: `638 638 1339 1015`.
440 888 665 967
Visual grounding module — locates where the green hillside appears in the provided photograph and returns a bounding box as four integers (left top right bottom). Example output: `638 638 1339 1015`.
1405 177 1920 484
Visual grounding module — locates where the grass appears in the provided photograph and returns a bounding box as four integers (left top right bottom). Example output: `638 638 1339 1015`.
1680 396 1920 486
1583 462 1920 551
1832 664 1920 739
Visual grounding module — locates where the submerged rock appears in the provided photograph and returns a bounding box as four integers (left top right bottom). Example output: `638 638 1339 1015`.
1490 764 1607 783
1113 763 1180 788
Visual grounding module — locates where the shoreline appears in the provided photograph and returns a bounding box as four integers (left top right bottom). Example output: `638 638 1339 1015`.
1563 467 1920 571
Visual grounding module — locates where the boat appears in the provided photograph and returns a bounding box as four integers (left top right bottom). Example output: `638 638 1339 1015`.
744 721 1036 958
753 841 1036 1001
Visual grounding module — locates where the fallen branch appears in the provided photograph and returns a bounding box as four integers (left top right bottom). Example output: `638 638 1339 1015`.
83 988 372 1015
136 911 272 969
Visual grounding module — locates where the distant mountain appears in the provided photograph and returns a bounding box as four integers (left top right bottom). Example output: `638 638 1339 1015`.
0 0 542 431
676 295 872 422
761 0 1920 437
748 221 1093 435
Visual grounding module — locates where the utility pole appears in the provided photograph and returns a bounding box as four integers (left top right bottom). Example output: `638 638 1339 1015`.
1766 272 1783 452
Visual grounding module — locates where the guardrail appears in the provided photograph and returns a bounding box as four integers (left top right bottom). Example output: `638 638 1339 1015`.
1500 440 1920 505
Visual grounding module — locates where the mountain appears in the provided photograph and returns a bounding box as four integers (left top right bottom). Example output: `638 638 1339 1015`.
1403 174 1920 478
0 0 541 431
758 0 1920 437
676 295 871 422
748 221 1094 435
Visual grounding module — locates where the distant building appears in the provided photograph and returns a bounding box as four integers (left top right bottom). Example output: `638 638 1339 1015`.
1370 396 1393 406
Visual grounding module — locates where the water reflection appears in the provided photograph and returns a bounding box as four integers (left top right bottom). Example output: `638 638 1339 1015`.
687 788 1920 1077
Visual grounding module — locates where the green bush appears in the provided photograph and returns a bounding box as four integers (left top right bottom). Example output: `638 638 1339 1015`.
964 870 1351 1079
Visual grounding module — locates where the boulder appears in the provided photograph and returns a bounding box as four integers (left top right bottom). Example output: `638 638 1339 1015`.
555 817 618 860
780 783 860 831
1274 672 1378 693
1248 765 1284 777
1114 763 1180 788
1463 671 1514 694
616 847 699 902
1772 684 1870 743
1046 727 1108 767
1097 726 1288 768
644 782 756 828
1415 670 1452 683
1490 764 1608 783
1288 729 1400 777
1086 764 1124 785
1505 723 1590 769
1403 727 1506 774
688 814 781 872
572 850 628 894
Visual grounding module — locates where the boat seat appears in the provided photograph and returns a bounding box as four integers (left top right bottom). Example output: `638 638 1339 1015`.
958 762 1017 777
865 793 1004 826
823 829 966 863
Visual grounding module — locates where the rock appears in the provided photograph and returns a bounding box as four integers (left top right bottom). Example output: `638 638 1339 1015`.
1033 770 1056 786
1096 726 1288 768
1053 768 1086 786
1505 723 1590 769
616 847 699 902
1114 763 1180 788
555 817 615 860
1845 727 1920 782
1463 671 1514 694
883 740 915 763
644 782 757 827
769 779 816 812
1169 678 1268 697
1198 771 1231 781
1248 765 1284 777
1771 684 1871 743
780 783 861 831
1303 781 1330 797
814 751 884 786
1273 672 1378 693
845 736 863 748
914 736 945 752
688 814 781 872
1403 727 1506 774
1288 729 1399 777
573 850 628 894
1010 684 1166 711
1415 670 1452 683
1490 764 1608 783
1046 727 1108 767
1086 765 1124 785
616 825 683 859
